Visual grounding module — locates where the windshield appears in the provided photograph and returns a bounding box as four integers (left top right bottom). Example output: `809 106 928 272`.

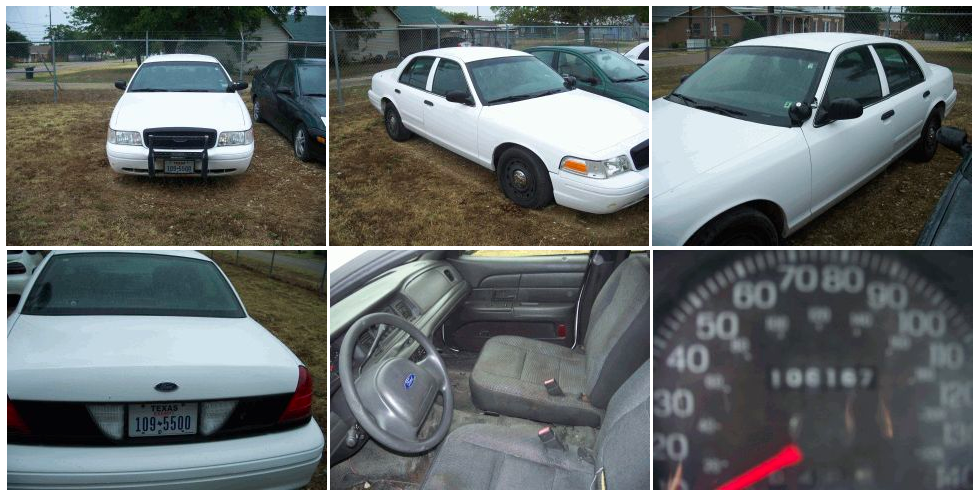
585 50 648 81
128 61 231 93
668 46 828 127
21 253 245 317
298 65 329 96
468 56 568 105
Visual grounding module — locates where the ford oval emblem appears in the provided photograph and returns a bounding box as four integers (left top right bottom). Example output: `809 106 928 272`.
404 374 416 390
155 382 179 392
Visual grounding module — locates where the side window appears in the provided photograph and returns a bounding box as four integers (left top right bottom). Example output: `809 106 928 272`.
264 60 285 85
639 47 649 61
874 44 924 94
556 52 596 82
398 56 435 90
430 59 470 98
531 50 555 67
823 46 882 107
278 62 295 91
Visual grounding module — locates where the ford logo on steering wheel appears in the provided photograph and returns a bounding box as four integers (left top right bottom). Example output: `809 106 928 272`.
404 373 416 390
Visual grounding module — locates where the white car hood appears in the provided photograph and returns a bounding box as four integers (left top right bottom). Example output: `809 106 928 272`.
482 89 649 157
650 98 791 198
111 92 250 132
7 315 300 401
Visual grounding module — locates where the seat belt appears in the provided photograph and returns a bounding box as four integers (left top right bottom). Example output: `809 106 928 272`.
573 251 628 349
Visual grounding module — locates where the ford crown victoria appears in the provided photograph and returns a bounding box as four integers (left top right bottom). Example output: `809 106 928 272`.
650 33 957 245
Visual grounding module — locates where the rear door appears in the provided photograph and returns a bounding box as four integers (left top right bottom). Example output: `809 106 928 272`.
443 250 590 352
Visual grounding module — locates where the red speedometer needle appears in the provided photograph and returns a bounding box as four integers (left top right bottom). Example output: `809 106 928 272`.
717 443 804 490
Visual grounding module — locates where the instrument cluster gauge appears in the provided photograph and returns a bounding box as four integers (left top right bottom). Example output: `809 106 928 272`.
653 250 973 490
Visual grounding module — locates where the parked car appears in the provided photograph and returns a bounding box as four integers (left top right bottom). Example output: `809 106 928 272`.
107 54 253 177
651 33 957 245
7 250 324 488
252 58 328 163
917 126 971 245
7 250 43 296
623 41 649 70
526 46 649 111
367 47 649 213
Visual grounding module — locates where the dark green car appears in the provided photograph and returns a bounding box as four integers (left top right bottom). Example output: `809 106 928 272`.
526 46 649 112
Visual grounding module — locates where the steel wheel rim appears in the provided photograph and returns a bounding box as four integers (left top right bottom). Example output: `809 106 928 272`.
295 129 306 157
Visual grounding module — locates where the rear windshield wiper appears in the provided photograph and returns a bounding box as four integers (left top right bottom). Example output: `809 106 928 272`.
695 104 746 117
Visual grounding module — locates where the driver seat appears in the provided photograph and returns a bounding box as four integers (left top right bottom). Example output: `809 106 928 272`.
422 361 649 489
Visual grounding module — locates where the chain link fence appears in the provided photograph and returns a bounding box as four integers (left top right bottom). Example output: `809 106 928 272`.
208 250 327 295
328 24 649 107
649 10 971 77
6 36 329 101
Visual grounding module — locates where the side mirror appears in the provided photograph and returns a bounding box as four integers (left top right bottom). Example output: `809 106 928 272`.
227 81 249 92
680 74 690 83
937 126 969 156
563 76 577 89
445 89 473 106
114 80 127 91
824 98 863 122
788 101 813 127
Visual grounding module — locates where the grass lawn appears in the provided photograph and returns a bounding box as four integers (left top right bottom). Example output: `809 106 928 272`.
32 67 137 84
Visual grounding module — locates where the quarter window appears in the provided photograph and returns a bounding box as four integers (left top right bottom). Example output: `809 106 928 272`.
873 44 924 94
399 56 435 90
431 59 470 98
823 46 882 107
640 47 649 60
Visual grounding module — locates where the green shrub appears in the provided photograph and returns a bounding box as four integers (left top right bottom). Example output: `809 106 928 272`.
742 19 766 41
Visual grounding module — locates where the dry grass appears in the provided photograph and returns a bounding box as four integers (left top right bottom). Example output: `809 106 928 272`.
6 89 327 245
328 100 649 245
210 257 328 489
32 67 137 83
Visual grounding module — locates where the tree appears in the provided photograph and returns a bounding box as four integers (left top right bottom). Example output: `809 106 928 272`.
490 7 646 44
844 7 885 34
741 19 766 41
904 6 971 41
328 6 380 56
437 8 480 24
7 25 31 60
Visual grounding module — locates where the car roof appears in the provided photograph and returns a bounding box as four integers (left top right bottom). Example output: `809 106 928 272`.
414 47 532 63
290 58 330 65
142 54 222 64
735 32 901 52
525 45 605 54
50 250 212 261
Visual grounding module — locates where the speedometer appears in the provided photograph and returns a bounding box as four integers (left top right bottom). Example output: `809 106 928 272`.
653 251 972 489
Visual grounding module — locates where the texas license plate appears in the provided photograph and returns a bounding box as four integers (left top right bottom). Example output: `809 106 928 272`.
164 160 195 174
128 402 198 437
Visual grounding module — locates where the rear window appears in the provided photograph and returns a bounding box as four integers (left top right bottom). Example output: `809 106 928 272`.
21 253 245 318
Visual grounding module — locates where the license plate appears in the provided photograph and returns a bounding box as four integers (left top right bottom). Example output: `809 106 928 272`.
128 402 198 437
164 160 195 174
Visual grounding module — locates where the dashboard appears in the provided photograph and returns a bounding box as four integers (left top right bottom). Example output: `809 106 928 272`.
654 251 972 489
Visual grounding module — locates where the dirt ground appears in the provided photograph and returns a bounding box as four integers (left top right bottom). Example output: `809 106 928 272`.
651 64 973 246
6 89 327 245
328 91 649 246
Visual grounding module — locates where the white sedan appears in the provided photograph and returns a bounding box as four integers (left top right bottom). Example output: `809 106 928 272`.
651 33 957 245
368 47 649 214
7 250 324 489
624 42 650 71
7 250 44 296
107 54 254 177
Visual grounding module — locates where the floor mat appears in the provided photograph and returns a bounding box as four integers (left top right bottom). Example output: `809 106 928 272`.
438 349 480 414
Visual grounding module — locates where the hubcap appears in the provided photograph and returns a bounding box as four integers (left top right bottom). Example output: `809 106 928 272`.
253 101 259 121
387 112 397 133
512 169 528 189
295 129 305 156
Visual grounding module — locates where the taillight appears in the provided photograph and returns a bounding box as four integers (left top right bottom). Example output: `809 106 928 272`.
7 262 26 275
8 397 30 436
278 365 313 424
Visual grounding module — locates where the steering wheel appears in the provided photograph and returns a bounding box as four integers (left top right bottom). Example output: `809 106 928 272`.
339 313 454 453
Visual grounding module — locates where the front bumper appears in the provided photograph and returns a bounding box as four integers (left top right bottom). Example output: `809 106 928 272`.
308 128 328 163
552 167 649 214
106 142 254 177
8 419 324 489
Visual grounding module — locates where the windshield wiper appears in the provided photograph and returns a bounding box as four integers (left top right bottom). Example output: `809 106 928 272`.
304 92 329 97
668 92 697 106
487 88 563 105
694 104 746 117
174 89 215 92
612 75 649 82
128 88 169 92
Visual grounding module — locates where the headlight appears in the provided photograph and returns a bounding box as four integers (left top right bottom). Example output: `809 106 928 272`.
218 129 254 146
107 129 142 146
559 155 631 179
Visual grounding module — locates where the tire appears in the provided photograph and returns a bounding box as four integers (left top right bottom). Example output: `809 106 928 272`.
496 147 554 209
687 206 779 246
252 98 264 124
294 124 311 162
384 104 413 142
909 110 941 162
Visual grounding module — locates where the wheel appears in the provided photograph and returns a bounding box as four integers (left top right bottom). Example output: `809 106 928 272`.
687 206 779 246
384 104 413 142
294 124 311 162
252 98 264 123
496 148 554 209
909 110 941 162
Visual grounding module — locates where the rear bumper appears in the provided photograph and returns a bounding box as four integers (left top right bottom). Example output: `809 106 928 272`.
552 168 649 214
106 142 254 176
368 89 382 114
8 419 324 489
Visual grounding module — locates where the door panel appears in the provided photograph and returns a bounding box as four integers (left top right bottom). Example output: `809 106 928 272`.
444 254 588 352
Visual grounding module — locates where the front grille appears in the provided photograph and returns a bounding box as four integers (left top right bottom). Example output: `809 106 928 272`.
8 262 26 275
144 128 217 150
631 139 649 170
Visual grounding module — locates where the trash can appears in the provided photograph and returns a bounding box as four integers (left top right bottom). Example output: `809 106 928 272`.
24 66 35 79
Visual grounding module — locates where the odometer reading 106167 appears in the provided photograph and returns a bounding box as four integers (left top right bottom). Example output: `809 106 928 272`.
654 251 972 490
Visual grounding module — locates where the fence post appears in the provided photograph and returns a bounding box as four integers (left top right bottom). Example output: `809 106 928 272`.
236 250 240 263
145 31 149 58
269 251 276 276
329 22 344 107
319 262 327 295
51 40 59 103
435 18 441 48
239 30 245 81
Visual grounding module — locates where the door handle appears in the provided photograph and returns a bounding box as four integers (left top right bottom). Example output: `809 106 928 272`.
394 88 400 94
881 110 895 121
424 100 434 107
923 90 931 98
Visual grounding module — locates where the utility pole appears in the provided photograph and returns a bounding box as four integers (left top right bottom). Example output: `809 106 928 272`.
50 6 58 103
